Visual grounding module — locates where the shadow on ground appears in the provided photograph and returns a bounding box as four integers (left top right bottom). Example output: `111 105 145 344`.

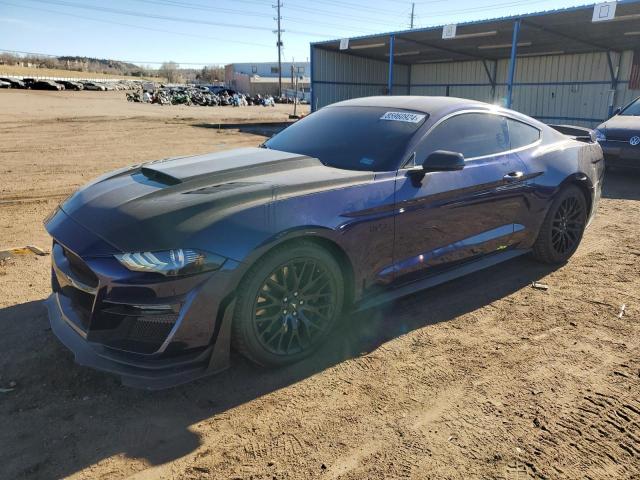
191 121 292 137
0 254 558 479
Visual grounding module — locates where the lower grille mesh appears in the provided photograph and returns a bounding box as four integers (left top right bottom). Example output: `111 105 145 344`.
125 315 176 344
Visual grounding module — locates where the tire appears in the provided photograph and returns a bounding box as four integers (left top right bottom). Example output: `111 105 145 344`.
231 241 345 367
531 184 588 264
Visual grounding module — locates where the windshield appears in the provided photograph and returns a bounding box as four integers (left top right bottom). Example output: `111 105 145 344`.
264 106 428 171
620 97 640 116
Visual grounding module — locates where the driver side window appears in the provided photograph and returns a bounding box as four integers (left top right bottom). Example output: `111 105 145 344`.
416 112 510 162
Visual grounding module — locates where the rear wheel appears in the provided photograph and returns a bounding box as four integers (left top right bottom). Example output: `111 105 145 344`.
531 185 588 264
231 241 344 367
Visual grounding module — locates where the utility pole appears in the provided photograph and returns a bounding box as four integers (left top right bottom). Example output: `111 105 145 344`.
273 0 283 97
410 2 415 29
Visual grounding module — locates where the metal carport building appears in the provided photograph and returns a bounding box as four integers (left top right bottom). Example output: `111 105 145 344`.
309 1 640 127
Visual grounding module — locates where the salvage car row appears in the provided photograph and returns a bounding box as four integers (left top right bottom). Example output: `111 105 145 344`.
127 85 301 107
0 76 141 91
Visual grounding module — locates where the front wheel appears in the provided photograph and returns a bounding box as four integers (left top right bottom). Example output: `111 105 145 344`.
231 241 344 367
531 185 588 264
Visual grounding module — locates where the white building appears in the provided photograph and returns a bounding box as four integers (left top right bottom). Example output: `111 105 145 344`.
225 62 310 96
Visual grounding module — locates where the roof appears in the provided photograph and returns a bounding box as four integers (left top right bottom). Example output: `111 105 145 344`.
328 95 485 113
312 1 640 64
327 96 550 128
249 76 310 83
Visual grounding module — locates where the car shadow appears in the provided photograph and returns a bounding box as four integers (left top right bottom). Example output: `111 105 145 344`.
0 255 558 479
602 168 640 201
191 121 292 137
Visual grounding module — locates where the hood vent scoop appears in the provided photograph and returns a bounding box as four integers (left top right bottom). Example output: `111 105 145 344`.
140 167 182 186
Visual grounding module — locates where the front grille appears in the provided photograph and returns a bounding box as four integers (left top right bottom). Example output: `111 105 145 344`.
59 285 94 330
52 242 97 333
61 245 99 288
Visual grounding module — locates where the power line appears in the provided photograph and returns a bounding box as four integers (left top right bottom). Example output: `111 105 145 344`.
0 1 273 49
416 0 546 18
21 0 339 37
280 4 401 28
129 0 382 34
297 0 408 17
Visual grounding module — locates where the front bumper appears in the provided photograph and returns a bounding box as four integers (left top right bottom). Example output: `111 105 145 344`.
46 293 233 389
45 208 241 389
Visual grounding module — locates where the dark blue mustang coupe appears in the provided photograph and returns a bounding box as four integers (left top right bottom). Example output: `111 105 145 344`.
45 96 604 388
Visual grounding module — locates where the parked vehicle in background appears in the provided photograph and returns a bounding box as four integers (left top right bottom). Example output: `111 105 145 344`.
595 96 640 170
0 77 26 88
56 80 84 91
31 80 64 90
210 86 237 96
44 96 604 389
82 81 107 91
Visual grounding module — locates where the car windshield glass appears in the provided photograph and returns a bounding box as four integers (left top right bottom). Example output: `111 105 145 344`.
264 106 427 171
621 98 640 116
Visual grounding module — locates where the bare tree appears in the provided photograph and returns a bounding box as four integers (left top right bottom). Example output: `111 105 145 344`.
159 61 182 83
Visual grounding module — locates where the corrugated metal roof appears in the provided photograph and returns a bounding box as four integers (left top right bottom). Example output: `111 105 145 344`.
312 0 640 64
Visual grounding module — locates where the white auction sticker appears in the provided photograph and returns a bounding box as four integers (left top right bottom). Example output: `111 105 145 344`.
380 111 426 123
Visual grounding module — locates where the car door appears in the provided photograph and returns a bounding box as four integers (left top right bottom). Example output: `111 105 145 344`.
390 111 530 284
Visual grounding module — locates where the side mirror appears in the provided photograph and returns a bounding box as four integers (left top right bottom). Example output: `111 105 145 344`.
422 150 465 172
407 150 464 183
612 107 622 116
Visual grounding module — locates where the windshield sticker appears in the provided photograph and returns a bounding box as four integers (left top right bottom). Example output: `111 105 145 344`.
360 157 374 166
380 111 426 123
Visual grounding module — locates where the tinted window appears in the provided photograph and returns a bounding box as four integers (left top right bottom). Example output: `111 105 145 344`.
417 113 509 161
264 106 427 171
508 119 540 148
620 97 640 116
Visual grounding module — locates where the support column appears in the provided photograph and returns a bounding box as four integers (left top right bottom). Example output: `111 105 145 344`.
388 34 395 95
506 19 521 109
606 51 621 117
310 45 316 112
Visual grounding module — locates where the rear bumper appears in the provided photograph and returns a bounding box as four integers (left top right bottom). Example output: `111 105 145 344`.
46 292 234 389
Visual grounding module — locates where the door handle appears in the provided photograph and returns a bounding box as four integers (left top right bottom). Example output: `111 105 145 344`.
503 171 524 180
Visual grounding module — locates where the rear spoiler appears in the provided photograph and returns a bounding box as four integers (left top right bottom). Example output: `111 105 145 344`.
548 124 596 143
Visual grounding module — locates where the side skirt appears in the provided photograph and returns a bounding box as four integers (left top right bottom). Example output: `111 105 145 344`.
355 249 530 312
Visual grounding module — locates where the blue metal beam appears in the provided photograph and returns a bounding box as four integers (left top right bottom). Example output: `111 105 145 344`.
387 34 395 95
310 45 315 112
506 19 521 109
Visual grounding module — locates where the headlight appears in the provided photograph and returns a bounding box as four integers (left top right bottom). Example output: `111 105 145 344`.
115 249 225 276
594 129 606 142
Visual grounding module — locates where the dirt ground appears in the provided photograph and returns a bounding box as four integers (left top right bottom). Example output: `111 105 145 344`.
0 90 638 480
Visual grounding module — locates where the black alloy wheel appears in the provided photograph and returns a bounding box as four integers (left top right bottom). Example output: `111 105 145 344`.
532 185 588 264
253 258 337 356
232 241 344 366
550 196 584 256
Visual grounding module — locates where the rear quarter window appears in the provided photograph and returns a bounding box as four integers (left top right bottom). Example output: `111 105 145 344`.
508 119 540 149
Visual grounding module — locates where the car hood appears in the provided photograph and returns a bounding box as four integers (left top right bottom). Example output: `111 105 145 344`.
598 115 640 141
58 147 374 253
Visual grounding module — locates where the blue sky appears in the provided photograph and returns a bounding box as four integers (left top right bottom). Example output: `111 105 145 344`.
0 0 591 68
